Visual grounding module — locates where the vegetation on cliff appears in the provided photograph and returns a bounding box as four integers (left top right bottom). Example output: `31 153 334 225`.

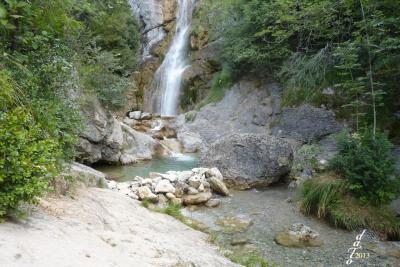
212 0 400 141
0 0 139 218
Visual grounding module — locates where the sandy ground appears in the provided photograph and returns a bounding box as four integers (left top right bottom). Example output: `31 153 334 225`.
0 188 237 267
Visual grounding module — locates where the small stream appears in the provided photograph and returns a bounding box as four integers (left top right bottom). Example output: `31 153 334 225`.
96 156 397 267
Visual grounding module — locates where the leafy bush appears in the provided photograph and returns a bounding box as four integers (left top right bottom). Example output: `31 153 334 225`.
0 108 60 218
330 129 399 205
214 0 400 137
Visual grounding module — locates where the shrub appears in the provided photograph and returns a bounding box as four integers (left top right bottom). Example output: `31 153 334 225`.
330 129 399 205
0 108 60 218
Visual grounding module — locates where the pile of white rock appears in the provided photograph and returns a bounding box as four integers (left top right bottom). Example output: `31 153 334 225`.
107 167 230 207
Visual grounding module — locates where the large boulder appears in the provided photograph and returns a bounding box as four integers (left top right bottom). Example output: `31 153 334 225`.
76 99 159 165
271 104 342 143
200 134 293 188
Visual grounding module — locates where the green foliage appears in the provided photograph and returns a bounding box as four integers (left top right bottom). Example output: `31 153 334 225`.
290 144 321 179
300 174 348 218
301 175 400 239
197 65 233 108
0 108 60 218
215 0 400 137
330 129 399 205
0 1 140 218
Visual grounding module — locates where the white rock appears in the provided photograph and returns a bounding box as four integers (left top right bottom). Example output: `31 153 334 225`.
141 178 153 185
129 111 141 120
150 172 177 182
208 176 230 196
107 180 118 190
155 180 176 194
192 168 209 176
176 170 193 182
137 186 157 201
188 175 202 189
141 112 152 120
128 192 139 200
198 183 205 192
206 168 224 181
149 172 162 179
202 180 210 189
188 187 199 195
166 193 176 199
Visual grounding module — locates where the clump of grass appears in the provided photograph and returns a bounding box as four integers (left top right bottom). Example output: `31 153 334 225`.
206 231 219 244
141 199 152 208
156 203 184 220
300 174 400 239
330 196 400 239
227 251 277 267
300 173 348 217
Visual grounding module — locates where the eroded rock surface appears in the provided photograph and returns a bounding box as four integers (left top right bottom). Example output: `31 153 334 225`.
0 188 237 267
200 134 293 188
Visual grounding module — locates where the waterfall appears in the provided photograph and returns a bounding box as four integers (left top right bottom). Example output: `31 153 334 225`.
153 0 196 116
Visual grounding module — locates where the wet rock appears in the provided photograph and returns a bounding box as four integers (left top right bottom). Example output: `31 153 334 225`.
367 242 400 258
216 216 253 233
183 192 212 205
205 199 221 208
155 180 176 194
230 236 250 246
208 176 230 196
275 223 323 248
200 134 293 188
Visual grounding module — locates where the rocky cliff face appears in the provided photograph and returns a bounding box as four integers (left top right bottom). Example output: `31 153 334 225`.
128 0 178 111
76 99 160 165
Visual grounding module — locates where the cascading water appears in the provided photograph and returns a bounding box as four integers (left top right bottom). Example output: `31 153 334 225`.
153 0 196 116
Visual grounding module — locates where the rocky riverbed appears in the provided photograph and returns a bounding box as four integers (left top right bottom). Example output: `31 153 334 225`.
182 186 399 267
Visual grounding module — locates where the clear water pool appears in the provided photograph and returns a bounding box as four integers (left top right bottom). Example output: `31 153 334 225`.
95 153 198 181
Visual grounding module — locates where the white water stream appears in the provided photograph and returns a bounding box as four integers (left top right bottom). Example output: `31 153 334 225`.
153 0 196 115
